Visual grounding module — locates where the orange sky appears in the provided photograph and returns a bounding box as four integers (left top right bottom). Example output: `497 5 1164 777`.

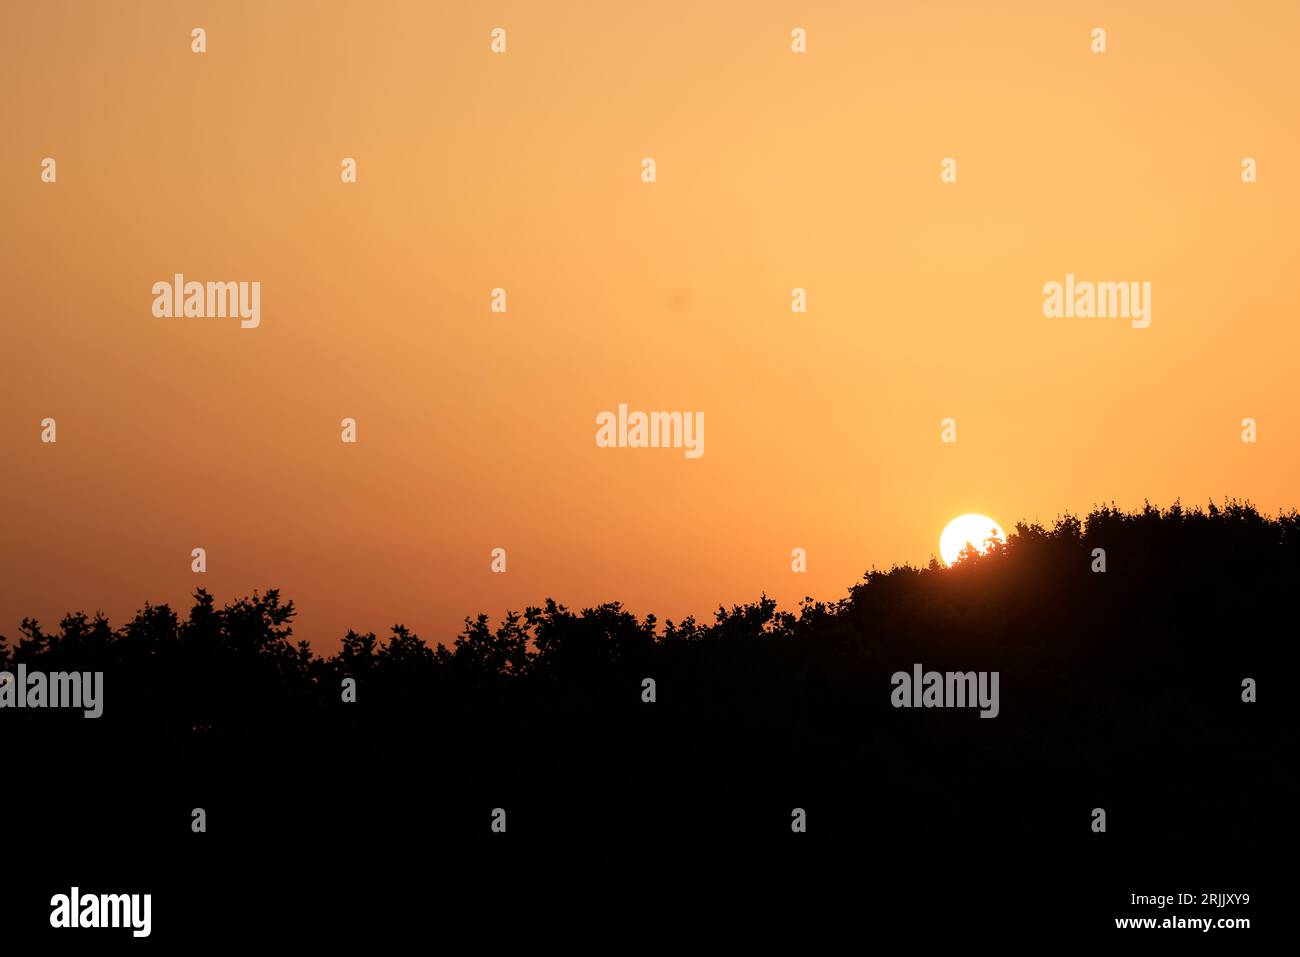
3 0 1297 652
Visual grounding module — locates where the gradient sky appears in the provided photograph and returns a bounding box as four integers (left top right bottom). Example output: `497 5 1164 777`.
3 0 1297 652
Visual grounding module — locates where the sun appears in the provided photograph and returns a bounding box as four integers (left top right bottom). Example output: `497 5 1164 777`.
939 513 1006 565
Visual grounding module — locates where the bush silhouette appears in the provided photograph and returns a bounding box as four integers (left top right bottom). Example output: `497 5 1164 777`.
2 500 1286 785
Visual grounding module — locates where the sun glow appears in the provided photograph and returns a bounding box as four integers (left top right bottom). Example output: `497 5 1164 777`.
939 514 1005 565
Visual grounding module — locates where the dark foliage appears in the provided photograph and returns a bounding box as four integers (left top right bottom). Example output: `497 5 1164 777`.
2 500 1285 788
3 500 1284 944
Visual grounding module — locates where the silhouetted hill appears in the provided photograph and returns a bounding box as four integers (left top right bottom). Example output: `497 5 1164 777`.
2 501 1283 941
3 500 1286 770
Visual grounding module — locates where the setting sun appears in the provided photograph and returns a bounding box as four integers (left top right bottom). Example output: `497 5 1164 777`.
940 514 1006 565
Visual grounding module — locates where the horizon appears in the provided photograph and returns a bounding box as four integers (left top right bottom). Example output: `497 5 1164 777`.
5 497 1291 652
